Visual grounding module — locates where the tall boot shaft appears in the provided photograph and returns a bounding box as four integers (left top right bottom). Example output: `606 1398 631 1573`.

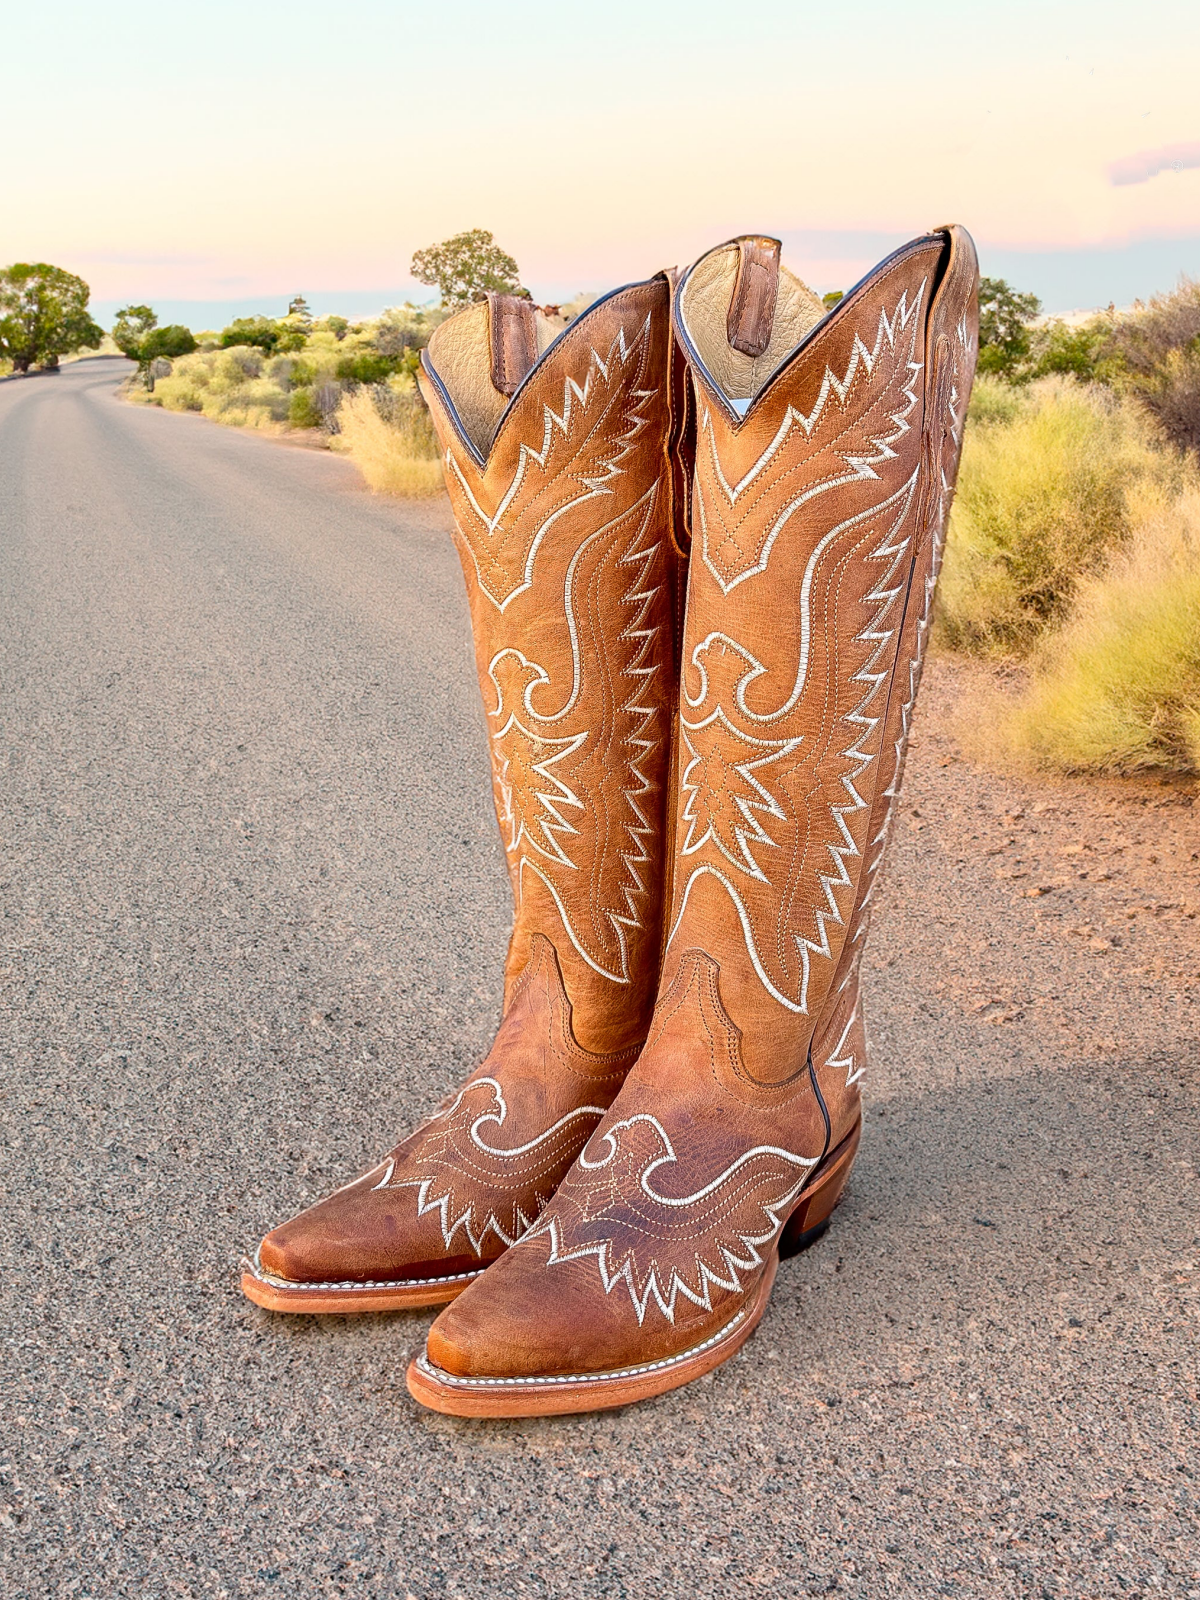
419 282 690 1055
666 227 979 1102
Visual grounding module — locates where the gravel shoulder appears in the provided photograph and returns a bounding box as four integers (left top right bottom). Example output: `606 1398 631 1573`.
2 359 1197 1599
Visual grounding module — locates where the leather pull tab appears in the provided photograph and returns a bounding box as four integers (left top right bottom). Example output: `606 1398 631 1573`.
487 293 538 397
726 237 782 359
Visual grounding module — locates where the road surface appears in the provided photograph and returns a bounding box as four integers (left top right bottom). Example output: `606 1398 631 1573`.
2 358 1197 1598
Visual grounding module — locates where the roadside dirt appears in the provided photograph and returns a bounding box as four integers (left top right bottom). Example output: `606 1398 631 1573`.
872 654 1200 1071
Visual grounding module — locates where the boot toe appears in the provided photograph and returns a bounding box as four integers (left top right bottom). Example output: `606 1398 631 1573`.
425 1240 720 1380
257 1213 353 1284
256 1188 487 1287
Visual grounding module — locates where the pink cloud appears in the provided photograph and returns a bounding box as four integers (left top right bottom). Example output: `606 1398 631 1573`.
1109 141 1200 186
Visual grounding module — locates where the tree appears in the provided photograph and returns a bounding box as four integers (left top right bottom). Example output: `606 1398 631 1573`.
410 229 523 306
110 306 195 377
0 263 103 372
287 295 312 324
977 276 1042 379
112 304 158 360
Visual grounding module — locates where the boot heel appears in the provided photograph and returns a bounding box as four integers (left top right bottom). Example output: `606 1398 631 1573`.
779 1118 861 1259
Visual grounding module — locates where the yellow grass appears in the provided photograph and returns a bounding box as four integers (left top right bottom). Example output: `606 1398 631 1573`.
126 336 449 498
937 377 1186 656
980 490 1200 774
334 388 443 497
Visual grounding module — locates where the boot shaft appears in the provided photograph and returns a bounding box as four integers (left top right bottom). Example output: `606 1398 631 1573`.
666 227 979 1096
419 281 690 1055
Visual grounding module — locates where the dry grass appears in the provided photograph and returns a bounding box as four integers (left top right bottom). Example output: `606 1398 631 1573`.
334 386 443 497
127 329 448 499
975 491 1200 775
937 377 1186 656
129 346 289 430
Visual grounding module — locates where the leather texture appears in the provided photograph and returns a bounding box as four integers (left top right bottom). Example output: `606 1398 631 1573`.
726 237 782 358
420 227 979 1388
251 279 690 1297
487 292 538 396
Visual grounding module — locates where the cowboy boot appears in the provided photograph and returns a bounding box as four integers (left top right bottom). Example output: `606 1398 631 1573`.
407 226 979 1411
241 279 690 1313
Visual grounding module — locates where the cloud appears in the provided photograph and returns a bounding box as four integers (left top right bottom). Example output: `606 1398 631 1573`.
1109 141 1200 186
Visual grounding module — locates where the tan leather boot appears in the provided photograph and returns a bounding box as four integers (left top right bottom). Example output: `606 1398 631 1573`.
408 227 979 1410
242 279 690 1313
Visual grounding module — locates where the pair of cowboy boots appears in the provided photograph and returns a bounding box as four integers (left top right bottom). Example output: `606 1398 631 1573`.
242 227 979 1416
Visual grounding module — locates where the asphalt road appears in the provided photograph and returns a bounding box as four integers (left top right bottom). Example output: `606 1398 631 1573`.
2 357 1197 1600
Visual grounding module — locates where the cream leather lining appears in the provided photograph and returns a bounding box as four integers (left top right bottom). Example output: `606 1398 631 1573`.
425 302 562 458
678 244 826 407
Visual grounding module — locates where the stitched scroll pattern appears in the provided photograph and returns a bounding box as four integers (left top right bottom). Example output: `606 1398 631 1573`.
668 281 931 1017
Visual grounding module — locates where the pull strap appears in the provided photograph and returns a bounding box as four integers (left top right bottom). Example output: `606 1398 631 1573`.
487 293 538 396
726 237 782 359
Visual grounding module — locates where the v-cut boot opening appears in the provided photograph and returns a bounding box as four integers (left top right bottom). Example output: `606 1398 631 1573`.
677 237 826 417
424 296 565 458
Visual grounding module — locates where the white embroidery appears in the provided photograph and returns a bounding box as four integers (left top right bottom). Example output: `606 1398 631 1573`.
488 656 588 868
495 483 665 985
371 1078 606 1256
694 285 926 594
530 1113 816 1324
668 479 918 1012
824 1004 865 1089
685 472 919 731
448 319 656 611
678 704 802 883
858 309 976 916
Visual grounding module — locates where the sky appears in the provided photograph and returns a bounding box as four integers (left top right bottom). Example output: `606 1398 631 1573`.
5 0 1199 323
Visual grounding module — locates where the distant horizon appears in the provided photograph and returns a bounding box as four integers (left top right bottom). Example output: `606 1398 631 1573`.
85 229 1200 331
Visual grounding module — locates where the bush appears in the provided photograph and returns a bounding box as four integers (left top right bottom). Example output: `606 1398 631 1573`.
1028 317 1111 382
131 345 289 427
216 346 262 382
142 325 196 364
936 377 1186 655
288 386 322 429
220 317 282 353
335 383 443 496
124 308 450 479
1101 278 1200 455
335 350 395 385
982 489 1200 774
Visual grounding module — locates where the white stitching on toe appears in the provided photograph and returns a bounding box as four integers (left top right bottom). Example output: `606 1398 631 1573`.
414 1302 749 1390
243 1252 485 1293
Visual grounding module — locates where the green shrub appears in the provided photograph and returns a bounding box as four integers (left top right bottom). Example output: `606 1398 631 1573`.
335 350 395 384
124 306 447 454
150 372 205 412
142 324 196 364
937 378 1185 655
215 346 263 383
981 489 1200 773
963 373 1025 429
288 386 322 428
1028 317 1111 382
220 317 282 353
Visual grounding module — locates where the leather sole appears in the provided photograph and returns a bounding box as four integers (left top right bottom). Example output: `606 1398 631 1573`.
405 1116 861 1417
239 1253 487 1314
